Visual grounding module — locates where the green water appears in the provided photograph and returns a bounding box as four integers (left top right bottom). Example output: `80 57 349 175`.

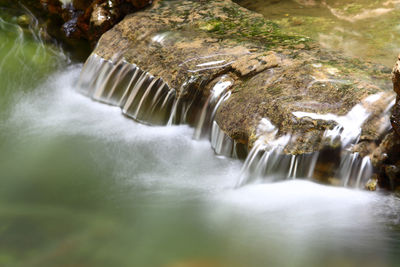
1 4 400 267
0 11 63 102
235 0 400 67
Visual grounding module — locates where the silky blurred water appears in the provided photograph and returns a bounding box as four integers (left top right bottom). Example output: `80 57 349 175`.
1 5 400 267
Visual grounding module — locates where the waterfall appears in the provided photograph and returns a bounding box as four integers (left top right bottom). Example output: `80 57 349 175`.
77 54 178 125
237 137 375 189
194 75 233 140
77 54 245 156
338 152 373 188
236 140 320 187
77 53 394 190
237 92 395 189
211 121 239 157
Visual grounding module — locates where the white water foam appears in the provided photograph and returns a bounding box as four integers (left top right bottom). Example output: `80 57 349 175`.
8 65 242 194
5 65 400 266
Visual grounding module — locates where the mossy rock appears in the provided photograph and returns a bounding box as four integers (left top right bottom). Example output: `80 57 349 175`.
92 0 393 155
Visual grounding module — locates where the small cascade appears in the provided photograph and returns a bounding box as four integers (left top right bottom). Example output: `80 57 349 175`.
237 136 373 189
78 53 240 145
211 121 238 157
165 75 204 126
194 75 233 140
237 92 394 189
293 102 371 148
77 54 178 125
77 53 237 139
122 74 176 125
337 152 373 188
237 143 319 187
236 118 320 187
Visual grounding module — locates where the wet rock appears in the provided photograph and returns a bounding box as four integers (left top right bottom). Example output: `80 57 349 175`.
365 177 378 191
91 0 393 157
391 56 400 136
231 51 281 76
372 131 400 190
371 55 400 191
72 0 93 10
128 0 152 8
352 141 377 158
391 101 400 136
392 55 400 95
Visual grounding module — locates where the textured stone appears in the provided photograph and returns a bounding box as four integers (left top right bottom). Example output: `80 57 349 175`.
93 0 393 155
372 131 400 190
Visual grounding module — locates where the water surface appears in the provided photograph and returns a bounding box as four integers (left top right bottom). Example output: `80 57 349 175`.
235 0 400 67
1 5 400 267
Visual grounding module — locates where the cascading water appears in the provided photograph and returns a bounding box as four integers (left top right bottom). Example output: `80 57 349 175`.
77 53 243 156
77 51 396 189
194 75 233 140
78 54 177 125
237 93 395 189
338 152 374 188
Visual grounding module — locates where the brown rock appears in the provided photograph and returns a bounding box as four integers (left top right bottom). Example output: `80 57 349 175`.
391 55 400 136
90 0 393 156
392 55 400 95
231 51 281 76
128 0 152 8
72 0 93 10
391 99 400 136
372 131 400 190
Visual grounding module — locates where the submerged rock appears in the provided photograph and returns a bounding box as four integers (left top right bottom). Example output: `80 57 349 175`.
365 177 378 191
81 0 394 187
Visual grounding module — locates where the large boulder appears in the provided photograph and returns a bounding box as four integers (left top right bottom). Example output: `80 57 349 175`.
91 0 392 148
80 0 394 187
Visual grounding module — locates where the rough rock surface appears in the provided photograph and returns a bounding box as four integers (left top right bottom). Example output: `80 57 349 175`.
371 56 400 190
372 131 400 190
366 56 400 191
391 56 400 136
93 0 393 156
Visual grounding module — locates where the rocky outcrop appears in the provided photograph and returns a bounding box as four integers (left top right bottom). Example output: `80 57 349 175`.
372 131 400 190
92 0 392 149
80 0 395 187
371 56 400 191
391 56 400 136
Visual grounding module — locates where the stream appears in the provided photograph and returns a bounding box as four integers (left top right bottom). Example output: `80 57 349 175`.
1 3 400 267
